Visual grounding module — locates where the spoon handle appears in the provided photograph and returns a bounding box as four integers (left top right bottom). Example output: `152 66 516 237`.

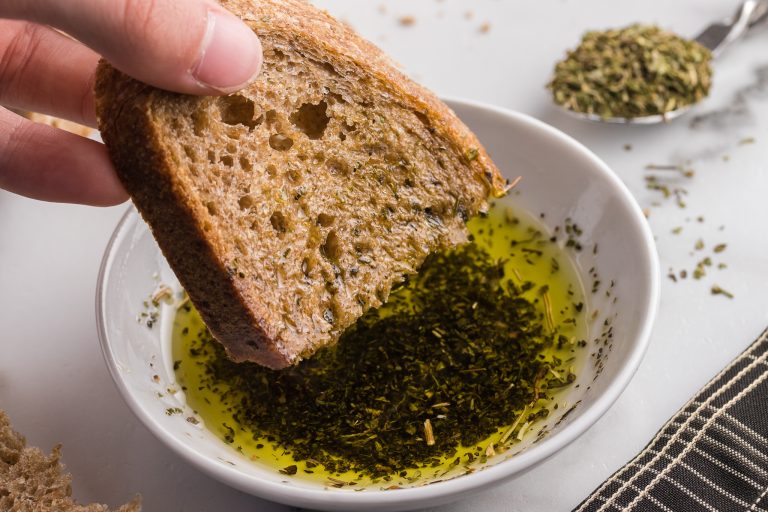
694 0 768 57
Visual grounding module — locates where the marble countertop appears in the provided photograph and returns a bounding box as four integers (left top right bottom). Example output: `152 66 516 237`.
2 1 767 510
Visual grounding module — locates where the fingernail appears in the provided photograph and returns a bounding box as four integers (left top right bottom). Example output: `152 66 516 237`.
192 9 263 93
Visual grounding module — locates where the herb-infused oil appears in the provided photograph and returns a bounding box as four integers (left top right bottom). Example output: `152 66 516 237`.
172 202 589 488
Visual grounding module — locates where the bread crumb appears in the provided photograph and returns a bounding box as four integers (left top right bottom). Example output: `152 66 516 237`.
479 22 492 34
464 11 474 20
377 4 386 14
398 15 416 27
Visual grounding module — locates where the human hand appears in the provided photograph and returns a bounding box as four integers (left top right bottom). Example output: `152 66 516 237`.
0 0 263 206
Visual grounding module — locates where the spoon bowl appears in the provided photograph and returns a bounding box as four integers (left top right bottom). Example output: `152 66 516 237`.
559 0 768 125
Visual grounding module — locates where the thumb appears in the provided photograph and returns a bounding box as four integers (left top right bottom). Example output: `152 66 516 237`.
0 0 263 95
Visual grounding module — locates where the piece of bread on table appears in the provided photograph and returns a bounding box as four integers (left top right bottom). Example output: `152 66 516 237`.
0 410 141 511
94 0 507 369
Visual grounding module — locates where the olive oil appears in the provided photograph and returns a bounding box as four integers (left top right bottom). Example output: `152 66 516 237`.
172 202 589 488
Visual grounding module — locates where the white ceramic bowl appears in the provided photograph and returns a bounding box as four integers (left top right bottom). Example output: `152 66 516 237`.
97 98 659 511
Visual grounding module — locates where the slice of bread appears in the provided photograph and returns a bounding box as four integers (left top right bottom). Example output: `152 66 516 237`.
95 0 507 369
0 410 141 511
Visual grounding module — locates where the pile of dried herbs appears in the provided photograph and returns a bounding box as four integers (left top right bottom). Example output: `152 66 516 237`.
190 243 573 479
548 24 712 119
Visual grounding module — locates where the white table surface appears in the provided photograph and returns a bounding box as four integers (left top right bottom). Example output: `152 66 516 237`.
2 1 768 510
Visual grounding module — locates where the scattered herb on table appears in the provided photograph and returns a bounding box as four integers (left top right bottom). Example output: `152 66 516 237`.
548 24 712 119
645 174 689 209
711 285 734 299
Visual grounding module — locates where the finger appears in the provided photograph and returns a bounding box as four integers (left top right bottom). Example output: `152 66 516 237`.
0 108 127 206
0 20 100 127
0 0 262 95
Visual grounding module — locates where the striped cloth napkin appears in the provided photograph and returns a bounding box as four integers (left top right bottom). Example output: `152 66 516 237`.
576 328 768 512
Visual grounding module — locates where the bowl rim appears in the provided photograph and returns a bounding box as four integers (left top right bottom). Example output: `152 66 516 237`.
96 97 660 509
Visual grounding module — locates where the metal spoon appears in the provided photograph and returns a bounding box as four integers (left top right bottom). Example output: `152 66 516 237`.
563 0 768 125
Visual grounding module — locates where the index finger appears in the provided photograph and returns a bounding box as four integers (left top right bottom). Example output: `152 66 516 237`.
0 0 263 95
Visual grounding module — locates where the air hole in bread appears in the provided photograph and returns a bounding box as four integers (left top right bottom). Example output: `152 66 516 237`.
265 110 278 126
239 156 253 171
266 164 277 176
220 155 234 167
317 213 335 227
270 211 288 233
322 62 340 77
206 202 219 216
207 150 216 164
269 133 294 151
301 257 313 278
238 195 255 210
354 242 371 254
218 94 259 130
338 131 346 141
182 145 197 162
414 110 432 130
192 111 209 136
321 230 342 263
235 237 247 255
323 307 335 325
290 101 330 139
287 169 302 183
225 128 242 140
326 158 349 175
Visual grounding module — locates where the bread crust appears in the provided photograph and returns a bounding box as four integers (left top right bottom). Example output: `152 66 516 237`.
95 0 504 369
95 66 288 368
225 0 505 194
